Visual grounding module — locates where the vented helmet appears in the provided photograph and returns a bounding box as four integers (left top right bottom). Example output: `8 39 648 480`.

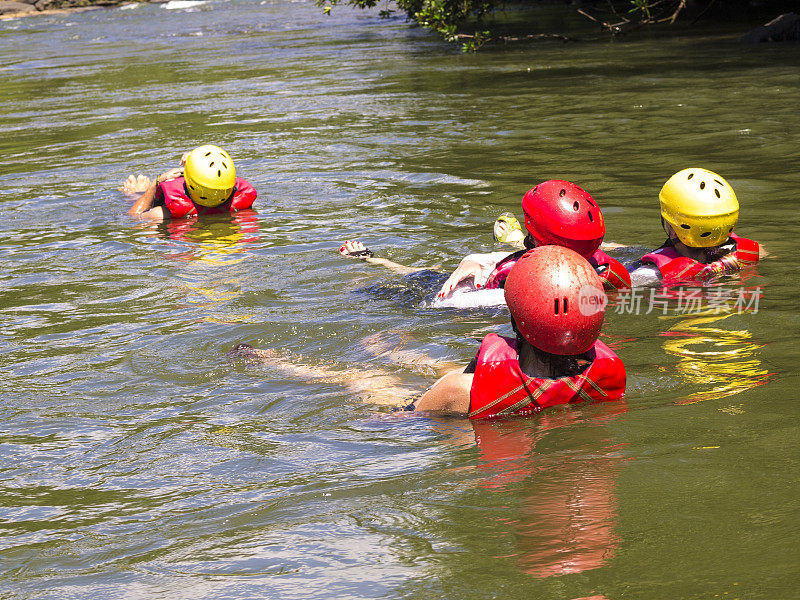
183 145 236 207
504 245 606 355
521 180 605 258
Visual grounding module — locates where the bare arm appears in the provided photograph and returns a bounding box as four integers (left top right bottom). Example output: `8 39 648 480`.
228 341 474 412
437 251 512 299
128 180 167 220
123 167 183 221
360 331 462 378
125 165 184 221
600 241 627 251
231 345 419 407
339 240 424 276
362 256 421 276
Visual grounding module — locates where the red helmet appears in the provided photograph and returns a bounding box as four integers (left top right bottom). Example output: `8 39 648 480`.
521 180 605 258
504 245 607 355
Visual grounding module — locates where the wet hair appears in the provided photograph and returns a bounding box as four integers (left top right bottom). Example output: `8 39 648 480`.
510 316 585 378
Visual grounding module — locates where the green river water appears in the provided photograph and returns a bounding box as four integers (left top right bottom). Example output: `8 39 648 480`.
1 1 799 598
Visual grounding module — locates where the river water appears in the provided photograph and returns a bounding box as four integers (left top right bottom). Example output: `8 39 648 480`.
1 1 799 598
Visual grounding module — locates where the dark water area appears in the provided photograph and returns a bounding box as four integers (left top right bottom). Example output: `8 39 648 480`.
1 1 799 598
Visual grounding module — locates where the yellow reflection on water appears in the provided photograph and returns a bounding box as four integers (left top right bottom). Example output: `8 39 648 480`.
143 211 261 323
659 311 773 405
160 210 260 266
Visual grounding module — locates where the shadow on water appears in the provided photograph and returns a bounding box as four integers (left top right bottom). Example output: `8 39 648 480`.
354 269 455 310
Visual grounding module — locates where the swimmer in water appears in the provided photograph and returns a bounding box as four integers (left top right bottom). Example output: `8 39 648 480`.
122 145 257 221
337 212 525 278
626 168 766 286
339 181 630 305
435 181 631 299
412 245 626 416
235 245 626 417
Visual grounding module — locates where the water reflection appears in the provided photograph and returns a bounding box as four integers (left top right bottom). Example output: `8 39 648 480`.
658 298 773 405
136 212 261 322
155 210 261 265
440 402 626 579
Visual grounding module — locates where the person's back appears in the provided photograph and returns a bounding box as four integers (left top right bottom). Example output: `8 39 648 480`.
466 332 625 419
415 245 627 418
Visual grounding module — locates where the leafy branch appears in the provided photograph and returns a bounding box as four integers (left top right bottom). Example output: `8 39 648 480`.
317 0 731 49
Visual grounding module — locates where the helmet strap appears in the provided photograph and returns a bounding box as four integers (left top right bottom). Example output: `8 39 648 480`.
661 217 680 243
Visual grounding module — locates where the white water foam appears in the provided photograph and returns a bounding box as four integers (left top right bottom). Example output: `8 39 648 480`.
163 0 208 10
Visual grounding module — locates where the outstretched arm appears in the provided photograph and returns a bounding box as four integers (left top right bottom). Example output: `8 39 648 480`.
360 331 462 378
229 341 471 414
339 240 425 276
229 344 419 407
600 242 627 251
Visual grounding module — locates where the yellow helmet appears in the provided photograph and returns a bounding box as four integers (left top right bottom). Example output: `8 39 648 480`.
183 145 236 207
659 168 739 247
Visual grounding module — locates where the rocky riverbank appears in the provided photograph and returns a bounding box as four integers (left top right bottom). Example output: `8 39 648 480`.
0 0 157 19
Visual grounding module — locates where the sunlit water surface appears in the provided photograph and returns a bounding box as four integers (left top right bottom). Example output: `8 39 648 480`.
1 1 799 598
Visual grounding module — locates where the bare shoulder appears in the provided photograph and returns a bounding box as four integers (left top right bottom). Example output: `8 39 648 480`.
414 367 473 414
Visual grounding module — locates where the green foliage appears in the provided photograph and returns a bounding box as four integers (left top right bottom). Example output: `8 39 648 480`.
459 29 492 52
318 0 793 48
628 0 652 21
317 0 504 51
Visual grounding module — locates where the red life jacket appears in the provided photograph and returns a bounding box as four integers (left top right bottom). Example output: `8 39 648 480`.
485 249 631 292
588 248 632 291
156 176 257 219
640 233 760 284
468 334 626 420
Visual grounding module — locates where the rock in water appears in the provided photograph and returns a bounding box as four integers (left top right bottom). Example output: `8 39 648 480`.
0 1 37 13
740 13 800 43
